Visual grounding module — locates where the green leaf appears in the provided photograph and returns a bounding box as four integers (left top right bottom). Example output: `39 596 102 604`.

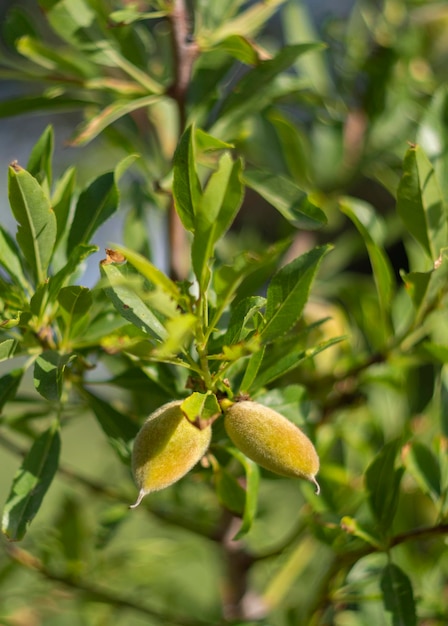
243 170 326 229
381 563 417 626
212 35 260 65
58 285 93 320
8 162 57 285
2 421 60 541
39 0 95 45
0 339 17 362
403 441 442 502
192 154 244 290
397 144 448 262
101 263 167 341
48 244 98 303
261 245 332 343
81 389 139 464
33 351 75 401
253 337 343 390
400 249 448 321
218 43 323 119
0 225 30 291
26 124 53 191
340 197 394 324
152 314 197 358
0 95 95 118
0 369 23 412
69 96 160 147
113 245 180 301
67 155 135 255
225 446 260 540
340 516 383 549
239 347 266 393
417 86 448 203
214 465 246 516
52 166 76 246
200 0 286 45
172 125 202 233
181 392 220 423
365 440 404 535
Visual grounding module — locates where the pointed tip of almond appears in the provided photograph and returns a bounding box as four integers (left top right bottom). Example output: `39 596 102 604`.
311 475 320 495
129 489 146 509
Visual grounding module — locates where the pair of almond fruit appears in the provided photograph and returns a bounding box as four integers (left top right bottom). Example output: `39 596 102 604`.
130 399 320 508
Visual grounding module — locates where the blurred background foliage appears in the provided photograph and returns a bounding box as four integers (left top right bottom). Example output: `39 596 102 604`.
1 1 448 625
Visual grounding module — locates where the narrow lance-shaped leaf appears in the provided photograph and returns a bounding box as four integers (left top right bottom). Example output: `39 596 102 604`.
225 446 260 540
172 125 202 233
192 154 244 291
403 441 442 502
52 166 76 246
113 245 180 301
0 225 31 292
365 439 404 535
397 144 448 262
0 368 23 412
243 170 326 229
0 339 17 362
58 286 93 320
381 563 417 626
26 124 53 191
66 155 136 255
417 86 448 203
8 162 57 285
2 421 60 541
253 337 344 391
261 244 332 343
101 263 168 341
340 197 394 325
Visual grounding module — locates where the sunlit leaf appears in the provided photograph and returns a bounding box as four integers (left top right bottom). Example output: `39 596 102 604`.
8 162 57 285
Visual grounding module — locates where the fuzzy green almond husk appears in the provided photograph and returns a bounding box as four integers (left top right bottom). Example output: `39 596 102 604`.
131 400 212 508
224 400 320 493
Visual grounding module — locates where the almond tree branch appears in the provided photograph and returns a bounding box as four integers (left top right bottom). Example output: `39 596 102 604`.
3 543 204 626
166 0 199 281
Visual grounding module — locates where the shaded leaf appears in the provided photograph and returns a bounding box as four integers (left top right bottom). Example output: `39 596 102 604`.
66 155 135 255
340 197 394 324
0 225 30 291
261 245 332 342
225 446 260 539
172 125 202 233
82 389 139 464
2 422 60 541
244 170 326 229
365 440 404 535
403 441 441 502
33 351 75 401
0 339 17 362
0 369 23 412
381 563 417 626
